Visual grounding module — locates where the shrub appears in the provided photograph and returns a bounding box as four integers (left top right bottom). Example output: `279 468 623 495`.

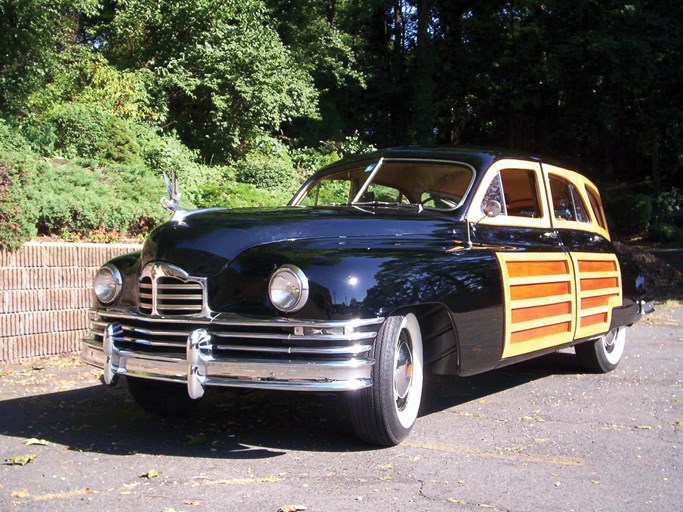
648 223 681 243
50 103 111 159
195 176 292 209
604 194 652 238
0 119 31 153
652 187 682 224
235 136 298 191
235 153 297 191
29 161 168 240
0 153 39 251
102 116 142 165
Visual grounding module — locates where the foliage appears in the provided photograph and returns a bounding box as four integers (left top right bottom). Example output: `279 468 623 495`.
194 178 293 209
0 0 100 117
648 223 681 243
652 187 682 224
0 152 38 251
101 0 318 160
2 0 682 250
604 194 652 238
31 161 167 238
234 136 298 191
0 119 31 153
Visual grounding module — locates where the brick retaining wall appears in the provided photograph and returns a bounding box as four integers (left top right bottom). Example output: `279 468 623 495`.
0 242 142 362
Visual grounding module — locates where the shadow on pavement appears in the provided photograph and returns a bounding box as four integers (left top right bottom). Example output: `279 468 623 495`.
0 351 579 456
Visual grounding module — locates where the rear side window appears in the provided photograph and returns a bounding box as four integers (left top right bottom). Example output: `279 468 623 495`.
549 176 590 223
481 168 542 218
585 185 608 230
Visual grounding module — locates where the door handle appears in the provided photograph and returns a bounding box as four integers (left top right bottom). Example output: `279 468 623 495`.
541 231 558 240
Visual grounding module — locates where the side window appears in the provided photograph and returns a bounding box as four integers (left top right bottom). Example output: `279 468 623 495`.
549 176 590 223
481 169 541 218
482 173 508 215
585 186 608 230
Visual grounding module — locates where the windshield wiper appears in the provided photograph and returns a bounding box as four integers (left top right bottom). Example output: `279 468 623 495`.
349 201 425 212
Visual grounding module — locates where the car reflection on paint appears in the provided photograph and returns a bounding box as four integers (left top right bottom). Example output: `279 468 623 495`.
81 147 653 446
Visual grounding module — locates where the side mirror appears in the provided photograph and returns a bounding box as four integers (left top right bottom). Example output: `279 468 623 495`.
483 199 502 218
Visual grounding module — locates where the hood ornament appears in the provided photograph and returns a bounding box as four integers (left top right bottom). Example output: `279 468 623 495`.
160 171 184 213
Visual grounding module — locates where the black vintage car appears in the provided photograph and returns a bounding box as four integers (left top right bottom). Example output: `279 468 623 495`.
82 147 653 446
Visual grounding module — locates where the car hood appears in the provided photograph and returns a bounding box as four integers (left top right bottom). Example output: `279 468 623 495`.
141 206 460 276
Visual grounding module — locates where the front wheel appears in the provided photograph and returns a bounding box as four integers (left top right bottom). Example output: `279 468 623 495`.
126 377 200 416
349 313 423 446
575 327 626 373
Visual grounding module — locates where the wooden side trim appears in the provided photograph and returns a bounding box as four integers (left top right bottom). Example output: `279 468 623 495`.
497 252 576 358
570 252 622 339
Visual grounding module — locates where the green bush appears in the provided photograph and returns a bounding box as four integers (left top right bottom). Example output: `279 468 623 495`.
195 177 293 209
652 187 682 224
604 194 652 238
102 116 142 164
0 119 31 153
30 161 168 239
648 223 681 243
236 154 298 191
234 136 299 191
50 103 111 159
0 152 39 251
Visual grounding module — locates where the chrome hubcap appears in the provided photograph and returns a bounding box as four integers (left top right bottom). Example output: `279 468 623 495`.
394 335 413 409
603 330 616 354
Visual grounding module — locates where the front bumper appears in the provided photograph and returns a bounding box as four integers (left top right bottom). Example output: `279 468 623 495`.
81 310 382 398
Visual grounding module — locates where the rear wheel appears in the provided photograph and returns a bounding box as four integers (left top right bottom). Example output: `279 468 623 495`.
349 313 423 446
126 377 200 416
575 327 626 373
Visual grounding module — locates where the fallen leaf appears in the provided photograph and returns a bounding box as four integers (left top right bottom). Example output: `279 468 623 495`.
5 455 36 466
10 489 30 498
140 470 161 479
277 506 308 512
24 438 50 446
674 421 683 427
448 498 467 504
633 425 652 430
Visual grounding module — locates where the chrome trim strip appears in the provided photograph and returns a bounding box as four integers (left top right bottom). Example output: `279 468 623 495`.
213 343 373 355
96 309 385 329
210 331 377 342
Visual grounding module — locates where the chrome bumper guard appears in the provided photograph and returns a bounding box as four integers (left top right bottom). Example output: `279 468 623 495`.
637 299 655 316
81 310 382 398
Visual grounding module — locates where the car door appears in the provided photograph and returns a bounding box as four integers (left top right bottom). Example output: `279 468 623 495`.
467 159 577 359
541 164 622 341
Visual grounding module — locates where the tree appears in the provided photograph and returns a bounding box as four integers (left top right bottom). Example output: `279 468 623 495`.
101 0 319 160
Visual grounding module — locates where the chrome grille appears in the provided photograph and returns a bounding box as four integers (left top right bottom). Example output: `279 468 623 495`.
89 310 381 361
138 263 207 316
156 277 203 315
139 276 153 314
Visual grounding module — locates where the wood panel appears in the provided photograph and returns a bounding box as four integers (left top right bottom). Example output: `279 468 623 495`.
497 252 576 358
571 253 622 339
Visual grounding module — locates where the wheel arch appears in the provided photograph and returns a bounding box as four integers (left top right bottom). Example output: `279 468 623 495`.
387 302 460 376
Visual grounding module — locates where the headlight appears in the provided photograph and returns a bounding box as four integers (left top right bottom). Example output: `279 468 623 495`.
269 264 309 313
94 264 122 304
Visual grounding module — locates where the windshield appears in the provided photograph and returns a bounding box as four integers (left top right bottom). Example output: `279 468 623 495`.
292 159 475 211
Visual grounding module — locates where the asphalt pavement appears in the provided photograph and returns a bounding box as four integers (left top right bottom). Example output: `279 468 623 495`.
1 305 681 512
